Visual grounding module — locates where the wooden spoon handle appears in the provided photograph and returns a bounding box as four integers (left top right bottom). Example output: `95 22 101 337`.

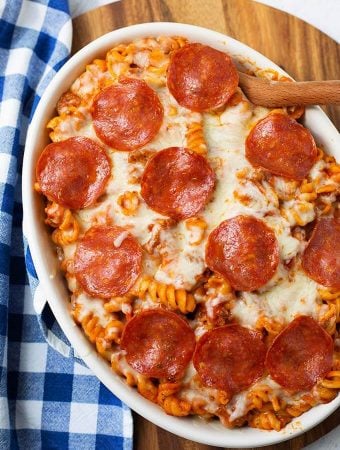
238 72 340 107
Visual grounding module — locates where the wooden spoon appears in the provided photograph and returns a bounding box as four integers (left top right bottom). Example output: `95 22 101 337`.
238 72 340 108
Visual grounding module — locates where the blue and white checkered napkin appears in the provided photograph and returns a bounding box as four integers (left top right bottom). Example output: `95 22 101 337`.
0 1 133 448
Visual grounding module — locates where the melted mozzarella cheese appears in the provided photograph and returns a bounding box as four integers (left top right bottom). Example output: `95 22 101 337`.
281 199 316 227
265 215 302 261
205 294 228 320
232 268 322 327
113 230 130 248
111 350 140 379
74 293 109 327
150 87 201 148
260 269 320 320
179 363 220 414
231 292 262 328
63 243 76 260
155 223 206 290
308 158 335 190
226 391 249 421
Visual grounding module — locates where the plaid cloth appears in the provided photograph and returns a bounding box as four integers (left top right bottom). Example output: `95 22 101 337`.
0 1 133 448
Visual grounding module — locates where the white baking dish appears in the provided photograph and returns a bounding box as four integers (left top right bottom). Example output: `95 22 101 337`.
22 22 340 448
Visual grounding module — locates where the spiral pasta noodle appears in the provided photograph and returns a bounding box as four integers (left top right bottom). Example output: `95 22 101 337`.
104 296 134 314
117 190 140 215
157 382 181 404
72 308 109 359
162 396 191 417
186 121 207 155
106 36 187 87
131 275 196 313
72 298 125 361
318 288 340 335
44 201 65 227
248 387 282 413
51 209 80 246
320 371 340 390
44 201 80 246
111 357 158 402
205 273 233 296
248 410 282 432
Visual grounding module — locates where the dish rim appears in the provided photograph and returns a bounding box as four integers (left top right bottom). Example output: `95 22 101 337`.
22 22 340 448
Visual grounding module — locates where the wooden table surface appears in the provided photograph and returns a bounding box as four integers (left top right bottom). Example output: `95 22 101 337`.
72 1 340 449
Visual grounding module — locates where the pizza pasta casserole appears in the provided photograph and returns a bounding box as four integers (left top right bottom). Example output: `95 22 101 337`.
35 36 340 431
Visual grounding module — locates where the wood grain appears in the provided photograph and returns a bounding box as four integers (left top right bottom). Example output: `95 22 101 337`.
238 74 340 107
72 1 340 449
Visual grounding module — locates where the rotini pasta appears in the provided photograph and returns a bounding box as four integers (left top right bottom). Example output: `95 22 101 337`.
131 276 196 314
162 396 191 417
248 410 282 432
111 356 158 402
117 190 140 215
320 371 340 390
185 217 207 245
186 121 207 155
51 209 79 246
43 201 80 246
318 288 340 335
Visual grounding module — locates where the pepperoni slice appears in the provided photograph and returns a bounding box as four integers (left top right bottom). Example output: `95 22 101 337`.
92 78 163 151
141 147 215 220
245 113 317 180
167 43 239 112
266 316 333 390
193 325 266 393
121 309 196 379
36 136 111 209
206 216 279 291
74 225 142 298
302 217 340 288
